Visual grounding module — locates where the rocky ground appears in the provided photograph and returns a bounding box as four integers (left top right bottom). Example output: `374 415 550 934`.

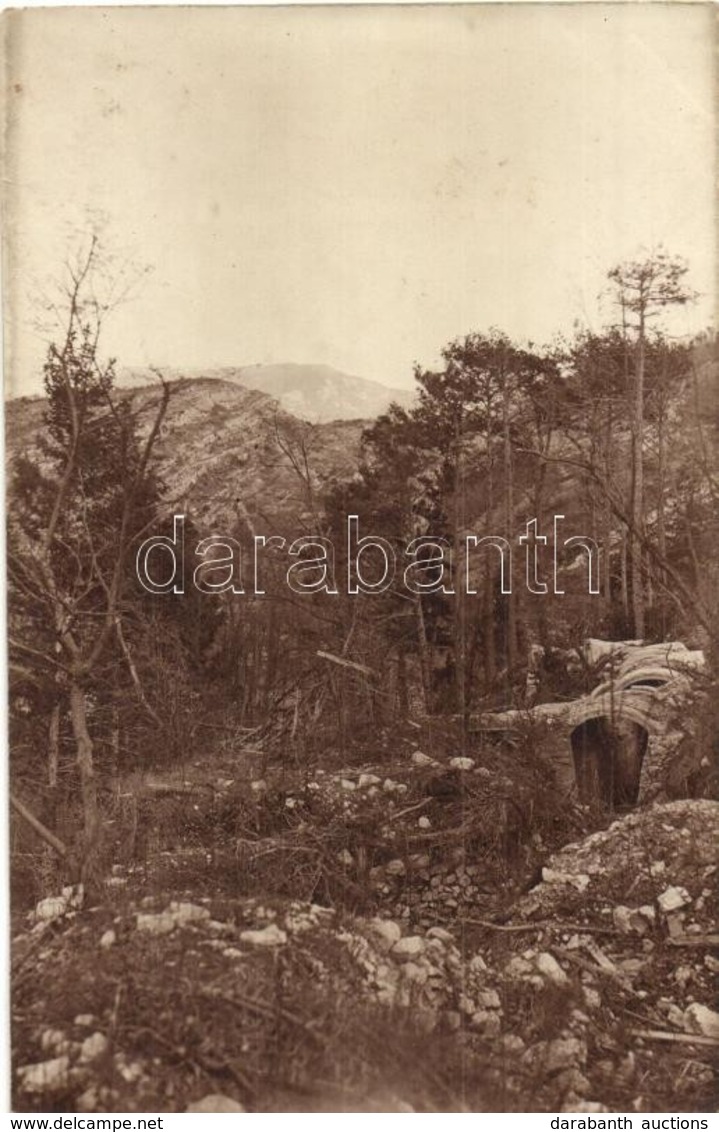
12 798 719 1113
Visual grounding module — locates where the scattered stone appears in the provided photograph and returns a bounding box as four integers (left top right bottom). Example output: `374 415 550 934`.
411 751 435 767
612 905 655 935
240 924 287 948
385 859 406 877
418 816 431 829
39 1029 70 1055
470 1010 501 1037
186 1095 245 1113
541 868 590 892
556 1068 591 1096
657 886 691 913
367 919 402 951
16 1056 71 1094
475 988 501 1010
448 756 475 771
358 773 382 788
426 926 454 943
468 954 488 975
79 1033 109 1064
33 896 69 923
136 912 176 936
582 986 602 1011
684 1003 719 1039
392 936 425 960
535 952 569 986
505 956 534 980
99 929 117 949
543 1037 587 1073
114 1055 145 1084
75 1086 101 1113
403 961 428 985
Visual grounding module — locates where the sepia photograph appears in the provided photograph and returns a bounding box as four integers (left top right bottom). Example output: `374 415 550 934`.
2 2 718 1116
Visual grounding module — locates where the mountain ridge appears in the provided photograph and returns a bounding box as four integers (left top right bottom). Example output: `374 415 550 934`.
118 362 414 424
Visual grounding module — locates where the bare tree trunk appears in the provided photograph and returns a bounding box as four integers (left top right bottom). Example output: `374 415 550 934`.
620 530 630 628
69 680 101 863
631 322 646 638
48 702 60 789
414 596 432 714
502 371 516 673
453 418 467 723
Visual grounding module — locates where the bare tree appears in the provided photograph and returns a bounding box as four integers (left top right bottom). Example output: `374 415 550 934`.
607 250 695 637
8 237 171 876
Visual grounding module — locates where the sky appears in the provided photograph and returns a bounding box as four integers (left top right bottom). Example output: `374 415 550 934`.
3 3 716 397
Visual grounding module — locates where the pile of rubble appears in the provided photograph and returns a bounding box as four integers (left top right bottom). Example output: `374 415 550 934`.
13 799 719 1113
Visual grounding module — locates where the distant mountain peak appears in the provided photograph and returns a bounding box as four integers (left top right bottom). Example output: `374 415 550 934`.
118 362 415 423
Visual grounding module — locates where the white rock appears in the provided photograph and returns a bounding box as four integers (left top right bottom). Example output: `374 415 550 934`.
449 756 475 771
99 930 117 949
250 779 267 793
612 905 655 935
470 1011 501 1037
385 859 406 877
34 896 68 922
75 1086 101 1113
426 926 454 943
358 773 382 788
411 751 435 767
544 1037 587 1072
418 816 432 829
505 956 533 979
187 1095 245 1113
74 1014 95 1028
16 1056 70 1094
337 849 354 867
476 988 501 1010
340 779 356 792
136 912 175 936
409 853 430 869
79 1033 109 1064
657 886 691 913
612 905 634 933
535 952 569 985
402 962 428 985
39 1029 69 1055
684 1003 719 1039
392 936 426 960
556 1069 591 1096
240 924 287 947
114 1055 144 1083
542 868 590 892
583 987 602 1011
468 954 488 974
367 919 402 951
